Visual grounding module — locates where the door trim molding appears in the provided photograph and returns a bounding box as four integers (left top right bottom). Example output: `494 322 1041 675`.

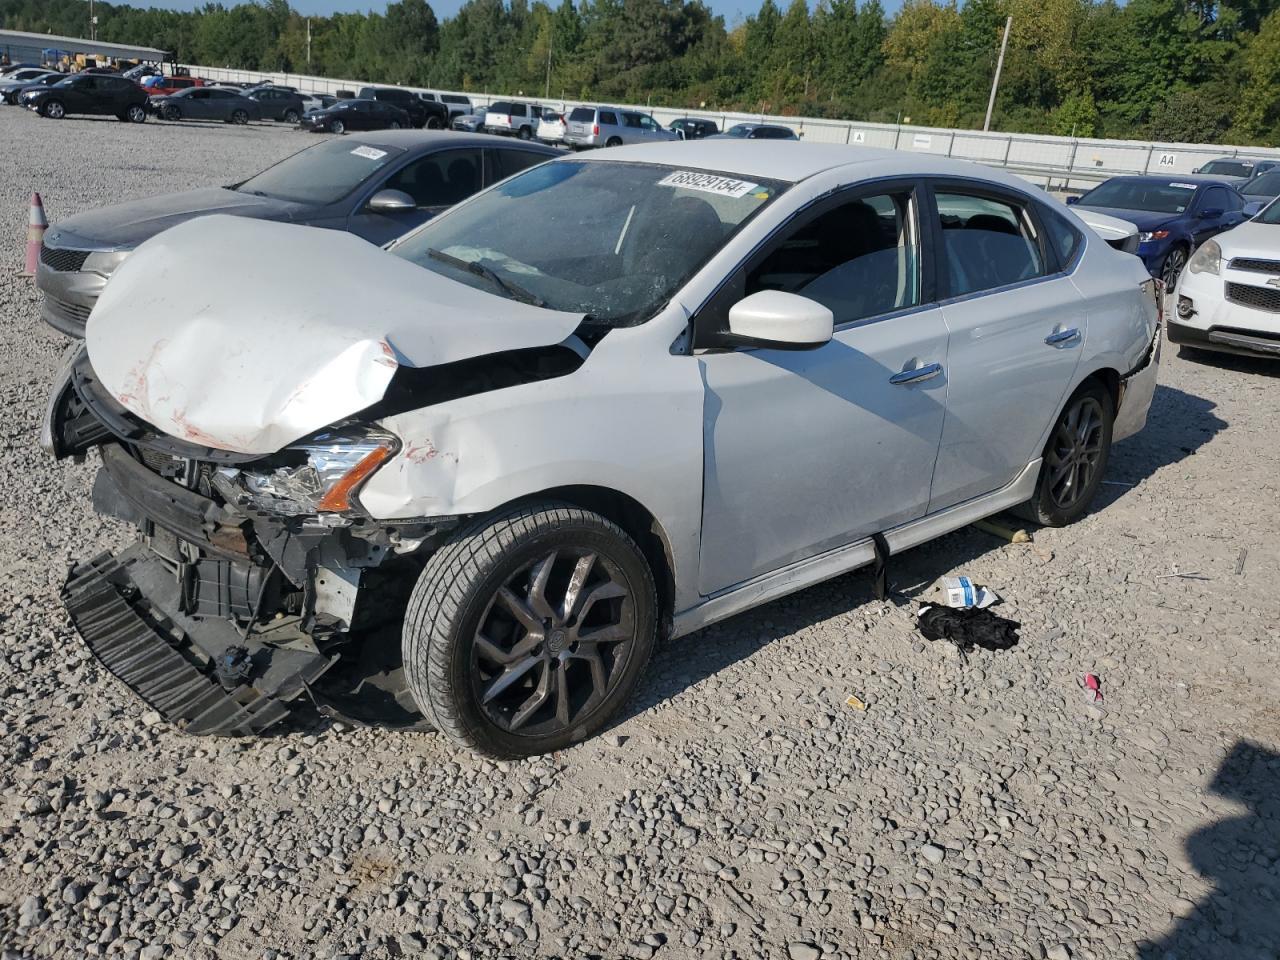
672 457 1042 639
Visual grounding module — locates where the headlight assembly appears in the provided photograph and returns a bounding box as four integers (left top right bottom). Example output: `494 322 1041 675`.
1187 239 1221 276
1138 230 1170 243
221 426 398 517
82 249 131 277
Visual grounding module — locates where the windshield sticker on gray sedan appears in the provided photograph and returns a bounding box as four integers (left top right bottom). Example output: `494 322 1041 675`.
1169 182 1198 190
351 146 389 161
657 171 759 198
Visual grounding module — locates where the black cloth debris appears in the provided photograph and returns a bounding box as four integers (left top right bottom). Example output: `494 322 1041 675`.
918 605 1020 654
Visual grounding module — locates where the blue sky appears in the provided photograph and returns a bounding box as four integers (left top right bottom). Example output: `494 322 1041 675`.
149 0 905 27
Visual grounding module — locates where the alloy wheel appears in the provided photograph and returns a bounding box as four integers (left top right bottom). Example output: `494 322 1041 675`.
1161 247 1187 289
232 109 247 124
45 101 64 119
331 119 344 134
471 548 636 737
1045 395 1105 511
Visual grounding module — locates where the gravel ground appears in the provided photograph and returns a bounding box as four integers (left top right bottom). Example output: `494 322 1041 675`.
1 107 1279 960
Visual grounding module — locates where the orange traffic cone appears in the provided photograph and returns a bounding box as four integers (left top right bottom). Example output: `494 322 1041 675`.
21 192 47 278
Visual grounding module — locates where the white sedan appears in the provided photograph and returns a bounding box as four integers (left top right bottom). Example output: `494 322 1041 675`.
1171 207 1280 358
48 142 1160 757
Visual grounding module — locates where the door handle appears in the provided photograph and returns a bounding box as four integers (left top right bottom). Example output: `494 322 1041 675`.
889 362 943 385
1045 327 1081 346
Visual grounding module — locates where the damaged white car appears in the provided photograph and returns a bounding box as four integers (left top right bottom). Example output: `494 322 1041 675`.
45 142 1161 758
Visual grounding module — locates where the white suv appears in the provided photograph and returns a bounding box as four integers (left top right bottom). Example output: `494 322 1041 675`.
483 100 541 139
49 142 1159 758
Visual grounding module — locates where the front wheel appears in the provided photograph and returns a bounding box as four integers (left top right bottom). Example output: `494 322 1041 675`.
389 119 402 129
402 503 658 759
162 104 180 122
231 109 248 125
1018 380 1114 526
330 118 345 134
41 100 65 119
1161 245 1188 290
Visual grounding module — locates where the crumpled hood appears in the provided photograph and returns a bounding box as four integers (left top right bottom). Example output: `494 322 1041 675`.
51 186 306 250
1075 204 1176 234
86 216 584 455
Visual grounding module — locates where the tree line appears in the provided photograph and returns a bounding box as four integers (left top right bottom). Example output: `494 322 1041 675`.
5 0 1280 144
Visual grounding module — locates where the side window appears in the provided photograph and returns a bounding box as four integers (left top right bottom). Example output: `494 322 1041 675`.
1225 189 1243 211
599 111 617 126
385 149 482 207
510 104 526 118
190 88 209 100
492 148 548 182
935 191 1045 297
1040 205 1082 269
1200 186 1229 213
640 115 659 131
622 113 643 128
746 190 921 325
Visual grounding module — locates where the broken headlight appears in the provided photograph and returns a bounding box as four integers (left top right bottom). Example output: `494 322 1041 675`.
219 426 398 517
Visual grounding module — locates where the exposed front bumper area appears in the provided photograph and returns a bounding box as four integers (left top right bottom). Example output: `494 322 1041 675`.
64 547 335 735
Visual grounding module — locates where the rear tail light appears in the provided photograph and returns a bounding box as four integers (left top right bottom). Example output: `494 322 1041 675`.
593 124 599 136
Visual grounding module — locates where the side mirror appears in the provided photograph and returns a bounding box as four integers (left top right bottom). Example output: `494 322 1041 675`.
1065 196 1080 206
1191 167 1200 174
726 291 833 350
1244 200 1265 217
367 189 417 212
1198 207 1223 219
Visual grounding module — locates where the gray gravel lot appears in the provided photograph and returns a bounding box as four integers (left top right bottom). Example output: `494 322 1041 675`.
1 107 1279 960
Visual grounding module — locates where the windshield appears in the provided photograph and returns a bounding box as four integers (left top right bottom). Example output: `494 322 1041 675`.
1242 172 1280 196
1080 179 1198 214
391 160 786 325
1252 197 1280 224
724 124 754 138
234 139 405 205
1198 160 1253 177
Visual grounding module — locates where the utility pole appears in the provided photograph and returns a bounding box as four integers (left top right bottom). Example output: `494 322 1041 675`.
544 31 552 99
983 16 1012 132
89 0 96 41
306 18 312 70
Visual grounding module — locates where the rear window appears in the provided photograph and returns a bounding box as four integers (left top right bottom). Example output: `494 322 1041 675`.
510 104 527 118
569 107 594 122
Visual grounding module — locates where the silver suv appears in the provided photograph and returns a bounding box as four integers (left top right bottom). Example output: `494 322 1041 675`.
564 105 679 149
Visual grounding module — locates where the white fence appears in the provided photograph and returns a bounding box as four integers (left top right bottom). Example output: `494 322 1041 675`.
194 64 1280 191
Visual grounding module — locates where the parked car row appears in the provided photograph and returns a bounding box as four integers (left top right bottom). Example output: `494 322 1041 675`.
39 140 1161 755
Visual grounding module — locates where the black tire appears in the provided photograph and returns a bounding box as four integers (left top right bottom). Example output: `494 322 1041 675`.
389 119 402 129
163 104 180 122
1017 379 1114 526
605 136 622 147
1161 245 1188 290
41 100 65 119
518 125 532 140
284 109 299 124
330 118 345 135
425 116 442 129
231 109 248 125
403 502 658 759
127 104 147 123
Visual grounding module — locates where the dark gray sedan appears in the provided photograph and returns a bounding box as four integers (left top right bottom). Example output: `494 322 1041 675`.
149 86 263 124
36 132 557 337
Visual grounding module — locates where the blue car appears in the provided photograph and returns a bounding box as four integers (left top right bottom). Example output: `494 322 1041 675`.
1069 175 1254 288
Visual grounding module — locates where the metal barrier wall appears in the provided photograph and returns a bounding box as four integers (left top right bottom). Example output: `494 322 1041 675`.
194 64 1280 191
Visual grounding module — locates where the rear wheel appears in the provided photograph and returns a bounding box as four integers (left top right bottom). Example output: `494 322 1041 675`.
284 109 299 124
41 100 65 119
231 109 248 125
127 104 147 123
389 119 402 129
402 502 657 759
1018 380 1114 526
605 136 622 147
518 125 532 140
425 115 442 129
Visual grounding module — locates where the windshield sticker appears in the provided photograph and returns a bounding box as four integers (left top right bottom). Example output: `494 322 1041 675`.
1169 182 1198 190
658 171 759 198
351 146 388 161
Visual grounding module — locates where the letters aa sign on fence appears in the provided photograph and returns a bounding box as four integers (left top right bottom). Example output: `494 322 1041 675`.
1157 153 1177 168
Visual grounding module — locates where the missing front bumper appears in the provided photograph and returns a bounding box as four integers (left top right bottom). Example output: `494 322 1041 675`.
63 546 336 735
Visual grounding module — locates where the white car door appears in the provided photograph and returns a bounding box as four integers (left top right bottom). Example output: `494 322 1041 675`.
926 181 1087 511
696 181 950 594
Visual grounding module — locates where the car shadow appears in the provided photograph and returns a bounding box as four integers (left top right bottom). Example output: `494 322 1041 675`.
1177 345 1280 379
1137 741 1280 958
1091 381 1226 510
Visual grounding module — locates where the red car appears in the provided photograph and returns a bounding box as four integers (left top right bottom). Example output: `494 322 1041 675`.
139 76 205 97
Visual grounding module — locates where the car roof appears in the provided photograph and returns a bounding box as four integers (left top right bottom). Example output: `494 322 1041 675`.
569 140 1059 188
344 130 558 154
1101 174 1243 189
